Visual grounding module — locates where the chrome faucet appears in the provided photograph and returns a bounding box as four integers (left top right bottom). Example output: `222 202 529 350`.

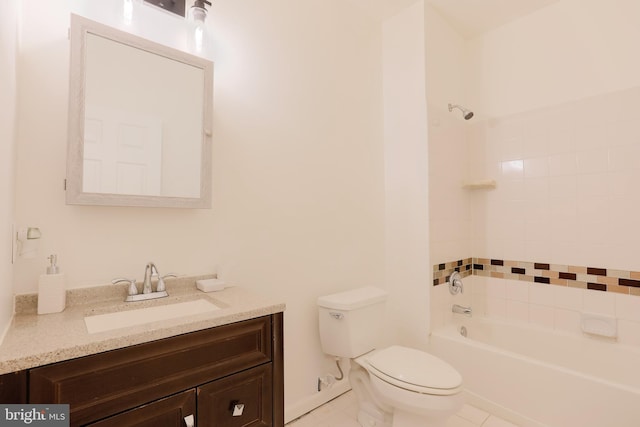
113 262 175 302
143 262 176 294
143 262 158 294
452 304 472 317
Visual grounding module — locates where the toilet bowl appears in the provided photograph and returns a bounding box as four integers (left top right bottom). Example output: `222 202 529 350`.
353 346 464 426
317 287 464 427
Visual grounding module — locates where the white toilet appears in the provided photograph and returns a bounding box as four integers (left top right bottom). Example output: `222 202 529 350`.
317 286 464 427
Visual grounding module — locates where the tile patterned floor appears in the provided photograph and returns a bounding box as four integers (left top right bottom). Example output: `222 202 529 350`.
286 391 520 427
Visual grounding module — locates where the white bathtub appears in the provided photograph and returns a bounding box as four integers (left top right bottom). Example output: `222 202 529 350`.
429 317 640 427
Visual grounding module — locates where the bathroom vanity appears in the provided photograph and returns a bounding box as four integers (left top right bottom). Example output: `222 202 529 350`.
0 278 284 427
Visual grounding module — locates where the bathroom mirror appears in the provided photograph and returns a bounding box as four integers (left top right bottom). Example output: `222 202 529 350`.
66 14 213 208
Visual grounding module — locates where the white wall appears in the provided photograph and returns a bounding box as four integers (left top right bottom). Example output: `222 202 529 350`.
424 2 469 116
14 0 385 415
467 0 640 117
209 0 385 410
0 0 20 338
425 2 473 266
382 1 430 347
424 3 474 329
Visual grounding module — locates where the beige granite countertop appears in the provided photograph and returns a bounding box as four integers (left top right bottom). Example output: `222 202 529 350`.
0 275 285 375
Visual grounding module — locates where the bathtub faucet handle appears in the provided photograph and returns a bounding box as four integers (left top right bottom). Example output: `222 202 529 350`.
449 271 464 295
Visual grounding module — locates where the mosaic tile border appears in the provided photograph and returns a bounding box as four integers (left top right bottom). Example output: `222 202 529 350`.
433 257 640 297
432 258 473 286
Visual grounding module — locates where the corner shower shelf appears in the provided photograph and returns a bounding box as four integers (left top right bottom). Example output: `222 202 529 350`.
462 180 496 190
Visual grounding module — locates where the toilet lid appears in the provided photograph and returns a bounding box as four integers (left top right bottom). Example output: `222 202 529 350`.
366 346 462 393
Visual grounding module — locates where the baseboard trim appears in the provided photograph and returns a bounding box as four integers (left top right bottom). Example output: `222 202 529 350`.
284 379 351 424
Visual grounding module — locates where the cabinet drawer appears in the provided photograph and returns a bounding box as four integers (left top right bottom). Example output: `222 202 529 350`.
87 390 196 427
30 316 271 426
198 364 272 427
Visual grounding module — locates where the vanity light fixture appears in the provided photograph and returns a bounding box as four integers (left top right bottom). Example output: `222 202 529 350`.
190 0 211 24
143 0 187 17
190 0 211 52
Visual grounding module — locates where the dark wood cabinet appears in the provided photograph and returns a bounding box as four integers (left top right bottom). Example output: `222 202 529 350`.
2 313 283 427
87 390 196 427
198 364 272 427
0 370 27 404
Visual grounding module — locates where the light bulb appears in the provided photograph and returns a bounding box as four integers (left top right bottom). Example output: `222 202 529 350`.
189 1 211 53
123 0 133 24
194 24 204 52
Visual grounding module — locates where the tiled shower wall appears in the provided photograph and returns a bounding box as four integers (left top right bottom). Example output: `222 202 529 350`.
469 86 640 269
429 87 640 342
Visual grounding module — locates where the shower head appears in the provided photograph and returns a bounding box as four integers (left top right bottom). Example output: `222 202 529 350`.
448 103 474 120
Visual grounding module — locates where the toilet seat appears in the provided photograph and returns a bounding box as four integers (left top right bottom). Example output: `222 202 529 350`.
361 346 462 396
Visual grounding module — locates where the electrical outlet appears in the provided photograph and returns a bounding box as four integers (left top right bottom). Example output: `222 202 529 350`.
317 374 336 391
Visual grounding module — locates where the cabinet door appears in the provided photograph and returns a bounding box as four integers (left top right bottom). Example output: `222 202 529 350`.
0 371 27 404
198 364 272 427
87 390 196 427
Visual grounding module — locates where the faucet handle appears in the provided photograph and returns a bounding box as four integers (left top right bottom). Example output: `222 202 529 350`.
112 278 138 296
156 273 177 293
449 271 464 295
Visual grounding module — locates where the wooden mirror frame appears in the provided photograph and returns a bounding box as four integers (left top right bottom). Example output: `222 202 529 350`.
66 14 213 208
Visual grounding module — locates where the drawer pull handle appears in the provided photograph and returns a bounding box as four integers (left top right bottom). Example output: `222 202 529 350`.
184 414 195 427
230 400 245 417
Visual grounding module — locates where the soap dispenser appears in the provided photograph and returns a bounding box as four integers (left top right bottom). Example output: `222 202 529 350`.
37 254 66 314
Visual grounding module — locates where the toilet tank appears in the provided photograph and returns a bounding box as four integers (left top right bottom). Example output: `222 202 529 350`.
317 286 388 358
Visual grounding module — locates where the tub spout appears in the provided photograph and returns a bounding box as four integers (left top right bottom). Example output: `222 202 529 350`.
452 304 472 317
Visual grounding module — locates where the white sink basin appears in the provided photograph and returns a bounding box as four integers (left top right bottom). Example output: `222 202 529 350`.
84 299 221 334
